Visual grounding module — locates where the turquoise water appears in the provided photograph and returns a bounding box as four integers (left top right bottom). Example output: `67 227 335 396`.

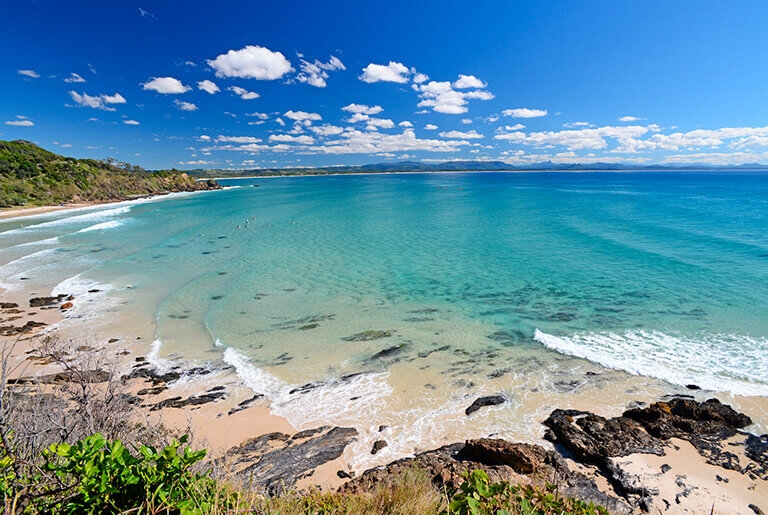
2 171 768 464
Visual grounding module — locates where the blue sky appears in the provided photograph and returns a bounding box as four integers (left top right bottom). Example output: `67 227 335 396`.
3 1 768 169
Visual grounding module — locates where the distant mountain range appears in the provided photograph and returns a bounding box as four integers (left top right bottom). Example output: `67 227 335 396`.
186 159 768 179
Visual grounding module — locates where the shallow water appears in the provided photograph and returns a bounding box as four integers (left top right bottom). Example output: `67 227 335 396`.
2 172 768 467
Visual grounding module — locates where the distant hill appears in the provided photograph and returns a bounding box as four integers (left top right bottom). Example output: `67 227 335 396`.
0 140 220 208
186 159 768 179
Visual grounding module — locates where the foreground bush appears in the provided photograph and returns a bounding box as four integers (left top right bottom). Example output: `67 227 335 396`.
1 434 239 514
448 470 609 515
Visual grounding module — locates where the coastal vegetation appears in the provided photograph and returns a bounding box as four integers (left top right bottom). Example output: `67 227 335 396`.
0 140 219 208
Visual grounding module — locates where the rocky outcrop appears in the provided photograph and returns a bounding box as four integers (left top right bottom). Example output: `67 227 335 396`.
343 437 630 513
543 397 752 466
223 426 358 496
9 369 109 385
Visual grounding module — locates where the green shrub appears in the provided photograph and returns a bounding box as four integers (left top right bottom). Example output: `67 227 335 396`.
448 470 608 515
0 433 238 514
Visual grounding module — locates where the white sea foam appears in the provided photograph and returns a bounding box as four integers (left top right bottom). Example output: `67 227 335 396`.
146 339 174 374
534 328 768 397
221 346 287 396
76 220 127 233
0 248 59 291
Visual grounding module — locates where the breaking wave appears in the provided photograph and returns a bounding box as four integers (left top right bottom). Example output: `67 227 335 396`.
534 329 768 397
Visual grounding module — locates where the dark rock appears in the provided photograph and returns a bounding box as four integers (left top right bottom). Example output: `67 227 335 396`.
224 426 358 495
88 289 101 293
371 440 388 454
9 369 109 385
371 344 406 360
0 320 47 336
749 504 765 515
108 338 119 343
685 384 701 390
299 323 319 330
465 395 505 416
343 330 393 342
29 294 68 307
228 394 265 416
59 302 73 310
149 390 225 410
337 470 353 479
0 302 19 309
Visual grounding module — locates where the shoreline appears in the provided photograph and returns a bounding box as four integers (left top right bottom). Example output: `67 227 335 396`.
2 291 767 510
0 187 230 222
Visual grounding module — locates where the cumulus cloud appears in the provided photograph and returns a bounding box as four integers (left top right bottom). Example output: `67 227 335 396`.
198 80 220 94
412 72 429 83
399 121 413 128
69 91 126 111
142 77 190 94
269 134 315 144
228 86 260 100
63 73 85 83
619 116 640 122
502 108 547 118
180 160 214 166
4 116 34 126
310 124 344 136
123 120 140 125
366 118 395 129
414 80 494 114
307 128 472 154
17 70 39 78
296 56 345 87
454 74 486 89
424 124 438 130
215 135 262 143
359 61 410 83
208 45 293 80
284 110 321 121
439 130 483 139
461 118 472 124
342 103 383 115
174 100 198 111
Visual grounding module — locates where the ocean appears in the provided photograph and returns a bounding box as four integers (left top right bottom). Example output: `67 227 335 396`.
2 171 767 468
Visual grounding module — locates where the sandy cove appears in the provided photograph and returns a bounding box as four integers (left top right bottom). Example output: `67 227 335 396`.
1 291 767 513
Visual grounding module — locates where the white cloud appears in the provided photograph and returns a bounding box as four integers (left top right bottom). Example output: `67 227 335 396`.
174 100 198 111
399 121 413 128
412 72 429 83
198 80 220 94
619 116 640 122
142 77 190 94
69 91 126 111
502 124 525 131
453 74 486 89
208 45 293 80
4 118 34 126
103 93 126 104
414 80 494 114
296 56 345 87
342 103 383 115
359 61 410 83
246 112 269 120
346 113 370 123
180 160 214 166
366 118 395 129
17 70 39 78
198 135 212 141
215 135 262 143
123 120 140 125
284 110 321 121
439 130 483 139
563 121 593 128
461 118 472 124
502 108 548 118
275 117 285 126
310 124 344 136
424 124 438 130
307 128 472 154
228 86 260 100
269 134 315 144
63 73 85 83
